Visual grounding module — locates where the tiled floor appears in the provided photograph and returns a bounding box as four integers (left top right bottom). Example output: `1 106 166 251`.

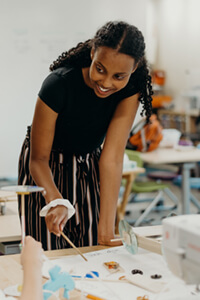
123 178 200 227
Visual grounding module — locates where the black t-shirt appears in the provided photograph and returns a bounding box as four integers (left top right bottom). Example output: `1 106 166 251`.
38 66 139 155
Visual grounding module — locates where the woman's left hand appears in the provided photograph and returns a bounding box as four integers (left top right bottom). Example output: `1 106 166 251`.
98 233 122 247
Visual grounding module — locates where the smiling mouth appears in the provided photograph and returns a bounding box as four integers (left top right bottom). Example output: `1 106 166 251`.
96 84 113 95
98 85 110 92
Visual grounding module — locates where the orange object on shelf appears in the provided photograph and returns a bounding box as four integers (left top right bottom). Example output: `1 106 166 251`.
152 70 166 86
152 95 172 108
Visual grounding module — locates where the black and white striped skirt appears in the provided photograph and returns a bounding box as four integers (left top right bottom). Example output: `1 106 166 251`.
18 127 101 250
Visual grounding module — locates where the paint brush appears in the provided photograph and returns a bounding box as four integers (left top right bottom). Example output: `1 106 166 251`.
59 231 88 261
75 289 106 300
73 277 123 283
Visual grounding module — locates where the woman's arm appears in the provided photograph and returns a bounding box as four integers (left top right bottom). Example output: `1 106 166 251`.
30 97 68 235
98 94 139 246
30 97 61 202
20 236 43 300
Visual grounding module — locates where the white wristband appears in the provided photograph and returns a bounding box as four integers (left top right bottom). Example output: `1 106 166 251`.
39 199 75 220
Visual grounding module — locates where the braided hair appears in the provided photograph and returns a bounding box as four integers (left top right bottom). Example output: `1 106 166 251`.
50 21 153 122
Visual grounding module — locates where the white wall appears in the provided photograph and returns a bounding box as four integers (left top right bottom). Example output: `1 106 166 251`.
0 0 148 178
153 0 200 102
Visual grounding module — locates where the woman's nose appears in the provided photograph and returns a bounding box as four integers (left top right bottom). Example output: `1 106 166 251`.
101 76 113 88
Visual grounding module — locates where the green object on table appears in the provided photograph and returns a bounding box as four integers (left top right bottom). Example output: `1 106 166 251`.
118 219 138 254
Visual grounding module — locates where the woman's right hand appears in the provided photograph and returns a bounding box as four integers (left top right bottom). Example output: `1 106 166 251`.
45 205 68 236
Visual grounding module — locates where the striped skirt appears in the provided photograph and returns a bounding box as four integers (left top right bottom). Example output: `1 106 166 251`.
18 127 101 250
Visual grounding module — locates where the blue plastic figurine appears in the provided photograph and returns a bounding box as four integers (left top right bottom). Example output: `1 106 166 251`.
43 265 75 300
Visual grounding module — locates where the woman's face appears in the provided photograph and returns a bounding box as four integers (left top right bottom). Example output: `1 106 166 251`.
89 46 136 98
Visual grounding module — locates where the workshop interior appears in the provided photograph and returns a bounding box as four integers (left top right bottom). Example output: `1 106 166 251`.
0 1 200 300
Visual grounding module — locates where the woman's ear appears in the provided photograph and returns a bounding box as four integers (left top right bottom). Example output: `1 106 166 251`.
132 63 138 74
90 47 95 60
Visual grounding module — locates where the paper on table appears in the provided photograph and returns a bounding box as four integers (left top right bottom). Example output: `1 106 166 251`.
42 246 126 278
3 285 20 298
42 246 196 300
42 255 77 279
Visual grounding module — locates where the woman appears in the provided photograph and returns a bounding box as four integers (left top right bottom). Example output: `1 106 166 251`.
18 21 153 250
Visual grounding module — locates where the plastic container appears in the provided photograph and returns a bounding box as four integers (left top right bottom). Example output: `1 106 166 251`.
159 129 181 148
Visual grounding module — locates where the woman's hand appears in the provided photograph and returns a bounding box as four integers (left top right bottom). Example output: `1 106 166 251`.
98 230 122 247
45 205 68 236
21 236 43 271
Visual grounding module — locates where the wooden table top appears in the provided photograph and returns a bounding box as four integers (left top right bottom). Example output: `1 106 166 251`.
0 245 110 299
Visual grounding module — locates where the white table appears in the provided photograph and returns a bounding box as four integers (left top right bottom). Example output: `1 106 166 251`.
0 200 21 243
141 147 200 214
0 191 17 215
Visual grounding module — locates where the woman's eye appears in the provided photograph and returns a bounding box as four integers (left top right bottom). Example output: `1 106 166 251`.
96 65 104 73
115 74 125 80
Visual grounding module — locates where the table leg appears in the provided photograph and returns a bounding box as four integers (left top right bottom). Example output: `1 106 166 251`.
182 163 196 214
17 192 29 247
21 194 26 246
115 173 136 234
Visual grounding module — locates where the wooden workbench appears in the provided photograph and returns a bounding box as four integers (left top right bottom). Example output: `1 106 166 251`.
0 245 110 299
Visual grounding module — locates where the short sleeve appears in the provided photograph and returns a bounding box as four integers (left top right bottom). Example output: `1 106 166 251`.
38 73 66 113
